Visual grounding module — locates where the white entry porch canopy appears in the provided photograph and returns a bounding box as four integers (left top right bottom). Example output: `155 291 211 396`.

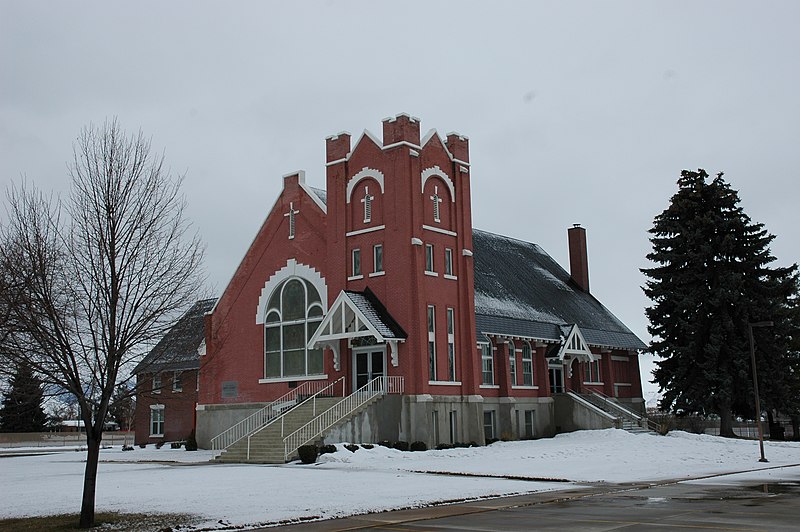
555 324 596 362
308 288 407 371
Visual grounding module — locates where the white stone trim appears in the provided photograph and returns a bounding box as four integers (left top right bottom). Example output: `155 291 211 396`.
411 237 423 246
383 140 422 150
424 271 438 277
368 271 386 278
511 385 540 390
421 165 455 201
443 274 458 281
259 374 328 384
255 259 328 324
462 249 473 257
345 224 385 237
346 167 385 203
422 224 457 237
479 384 500 389
582 381 604 386
347 274 364 281
428 381 462 386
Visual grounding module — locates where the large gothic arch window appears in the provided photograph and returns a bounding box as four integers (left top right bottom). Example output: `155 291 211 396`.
264 278 325 379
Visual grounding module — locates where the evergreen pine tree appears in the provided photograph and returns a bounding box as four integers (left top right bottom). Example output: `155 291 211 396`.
107 384 134 431
642 169 799 437
0 363 48 432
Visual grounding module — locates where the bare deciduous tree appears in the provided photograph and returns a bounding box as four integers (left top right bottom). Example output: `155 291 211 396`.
0 120 204 528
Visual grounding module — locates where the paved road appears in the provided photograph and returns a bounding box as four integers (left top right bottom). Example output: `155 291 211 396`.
279 476 800 531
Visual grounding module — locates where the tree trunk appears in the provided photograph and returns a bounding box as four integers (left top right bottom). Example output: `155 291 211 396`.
718 404 736 438
79 433 101 528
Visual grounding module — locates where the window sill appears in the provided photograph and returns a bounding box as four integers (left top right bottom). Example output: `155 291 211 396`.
443 274 458 280
614 382 632 386
479 384 500 389
428 380 462 386
347 275 364 281
368 271 385 278
172 389 182 393
259 374 328 384
511 385 539 390
150 434 164 438
424 271 438 277
582 381 604 385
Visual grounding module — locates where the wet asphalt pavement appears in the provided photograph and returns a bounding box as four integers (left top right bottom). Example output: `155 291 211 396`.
276 474 800 531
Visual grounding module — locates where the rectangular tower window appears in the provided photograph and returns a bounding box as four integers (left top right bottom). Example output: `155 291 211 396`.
172 371 182 392
446 308 456 381
152 373 161 394
444 248 453 276
352 248 361 277
427 305 437 381
431 410 440 446
425 244 434 273
373 244 383 273
481 344 494 385
449 411 458 444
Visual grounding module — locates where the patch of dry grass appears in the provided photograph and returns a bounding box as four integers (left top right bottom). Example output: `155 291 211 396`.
0 512 198 531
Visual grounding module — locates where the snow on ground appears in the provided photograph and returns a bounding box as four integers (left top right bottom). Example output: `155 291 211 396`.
316 429 800 484
1 429 799 530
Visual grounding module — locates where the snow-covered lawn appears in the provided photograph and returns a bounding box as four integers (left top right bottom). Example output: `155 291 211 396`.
1 429 799 530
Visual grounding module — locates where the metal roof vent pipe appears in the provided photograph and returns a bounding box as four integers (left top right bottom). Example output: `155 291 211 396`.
568 224 590 293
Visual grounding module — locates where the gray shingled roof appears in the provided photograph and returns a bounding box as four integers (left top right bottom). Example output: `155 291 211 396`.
472 229 645 351
133 298 216 374
309 186 327 205
344 288 407 340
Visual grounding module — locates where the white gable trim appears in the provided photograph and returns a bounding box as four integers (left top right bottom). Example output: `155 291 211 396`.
557 324 595 362
255 259 328 324
346 167 385 203
299 182 327 214
421 165 455 201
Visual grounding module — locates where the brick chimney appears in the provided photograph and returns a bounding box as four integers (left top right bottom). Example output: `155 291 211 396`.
568 224 590 292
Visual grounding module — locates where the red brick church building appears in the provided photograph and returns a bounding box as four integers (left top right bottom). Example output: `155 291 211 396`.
192 114 646 460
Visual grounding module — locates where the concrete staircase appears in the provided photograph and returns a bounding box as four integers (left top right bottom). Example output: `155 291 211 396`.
215 397 340 464
215 376 403 463
581 392 656 434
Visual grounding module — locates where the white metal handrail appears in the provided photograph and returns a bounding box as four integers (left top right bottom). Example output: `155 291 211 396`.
283 375 404 460
210 378 342 451
246 376 345 459
566 391 619 424
588 391 642 422
587 390 661 432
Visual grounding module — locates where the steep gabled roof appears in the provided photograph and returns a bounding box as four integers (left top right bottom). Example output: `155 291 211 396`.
133 298 216 374
472 229 645 351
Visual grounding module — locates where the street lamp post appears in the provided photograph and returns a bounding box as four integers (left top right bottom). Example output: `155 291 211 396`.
748 320 773 463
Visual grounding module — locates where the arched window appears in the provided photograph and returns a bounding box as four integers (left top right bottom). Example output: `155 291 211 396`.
264 278 324 378
508 340 517 386
522 342 534 386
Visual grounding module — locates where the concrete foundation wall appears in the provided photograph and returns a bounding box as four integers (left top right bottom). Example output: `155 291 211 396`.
553 394 617 433
195 402 270 448
481 397 556 440
323 395 486 447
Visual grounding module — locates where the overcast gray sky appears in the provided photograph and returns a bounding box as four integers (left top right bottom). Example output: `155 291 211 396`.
2 1 799 395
